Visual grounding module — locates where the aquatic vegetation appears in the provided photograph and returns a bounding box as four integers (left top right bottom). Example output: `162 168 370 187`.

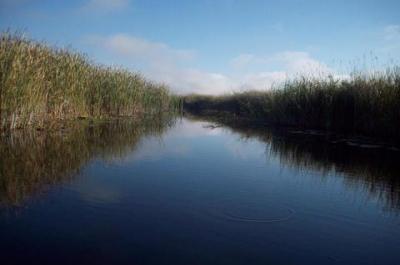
184 68 400 140
0 32 181 129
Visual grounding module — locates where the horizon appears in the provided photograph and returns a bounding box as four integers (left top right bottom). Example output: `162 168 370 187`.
1 0 399 95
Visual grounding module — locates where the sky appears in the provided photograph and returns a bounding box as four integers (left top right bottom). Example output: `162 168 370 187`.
0 0 399 94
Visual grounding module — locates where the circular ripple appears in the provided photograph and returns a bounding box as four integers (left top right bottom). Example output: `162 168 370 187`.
223 206 295 223
212 199 296 223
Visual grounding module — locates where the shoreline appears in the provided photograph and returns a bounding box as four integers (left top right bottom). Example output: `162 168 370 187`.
184 111 400 151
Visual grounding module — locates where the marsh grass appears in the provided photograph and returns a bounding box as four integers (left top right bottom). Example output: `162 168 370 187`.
0 32 181 129
184 68 400 140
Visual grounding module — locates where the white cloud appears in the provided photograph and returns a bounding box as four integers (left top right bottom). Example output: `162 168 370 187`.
273 51 332 76
81 0 130 13
86 33 231 94
165 69 233 94
237 71 287 91
86 33 336 95
231 51 332 76
103 34 195 67
228 51 336 91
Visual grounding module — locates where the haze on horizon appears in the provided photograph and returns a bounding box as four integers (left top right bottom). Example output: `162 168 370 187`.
1 0 399 95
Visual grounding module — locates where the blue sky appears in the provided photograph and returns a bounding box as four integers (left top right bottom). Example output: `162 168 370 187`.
1 0 399 94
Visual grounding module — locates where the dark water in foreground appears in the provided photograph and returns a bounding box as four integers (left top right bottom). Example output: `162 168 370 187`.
0 118 400 265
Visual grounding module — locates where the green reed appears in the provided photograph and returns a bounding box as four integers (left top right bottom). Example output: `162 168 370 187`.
0 32 181 129
184 67 400 140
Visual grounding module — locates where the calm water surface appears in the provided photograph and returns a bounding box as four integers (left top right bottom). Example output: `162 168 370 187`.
0 118 399 265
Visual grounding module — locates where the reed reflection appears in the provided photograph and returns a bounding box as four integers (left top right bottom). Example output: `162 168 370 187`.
193 116 400 212
0 117 174 207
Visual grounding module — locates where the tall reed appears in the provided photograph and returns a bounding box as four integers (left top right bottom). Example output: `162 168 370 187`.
0 32 180 129
184 68 400 140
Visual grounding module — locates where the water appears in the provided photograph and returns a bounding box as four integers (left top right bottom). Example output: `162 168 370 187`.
0 117 399 265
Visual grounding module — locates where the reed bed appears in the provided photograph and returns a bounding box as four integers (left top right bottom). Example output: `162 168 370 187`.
184 68 400 140
0 32 181 129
